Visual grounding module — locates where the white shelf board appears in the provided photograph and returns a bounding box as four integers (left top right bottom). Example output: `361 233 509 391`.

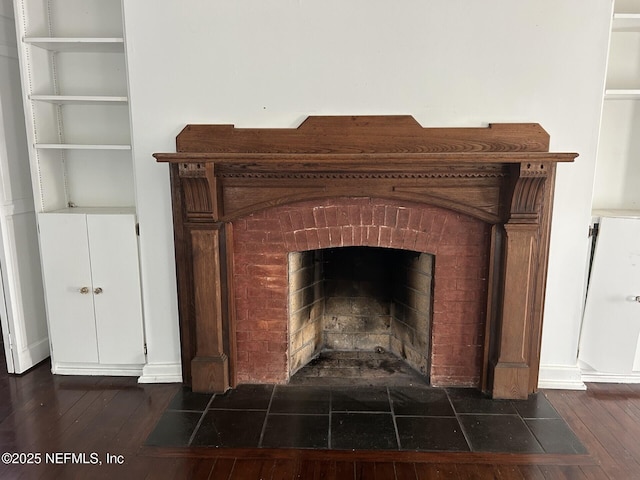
592 209 640 219
612 13 640 31
604 89 640 100
35 143 131 151
30 95 128 105
40 206 136 216
23 37 124 53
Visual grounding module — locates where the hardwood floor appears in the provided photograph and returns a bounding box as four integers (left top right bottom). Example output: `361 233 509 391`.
0 354 636 479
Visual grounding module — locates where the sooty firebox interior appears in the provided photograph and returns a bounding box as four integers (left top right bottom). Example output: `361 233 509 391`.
288 247 433 385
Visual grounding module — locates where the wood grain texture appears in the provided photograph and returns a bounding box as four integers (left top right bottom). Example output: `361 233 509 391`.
173 116 552 154
155 116 577 398
190 226 230 393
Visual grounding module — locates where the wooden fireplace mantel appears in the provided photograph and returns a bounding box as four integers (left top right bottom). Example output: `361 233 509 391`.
155 115 577 399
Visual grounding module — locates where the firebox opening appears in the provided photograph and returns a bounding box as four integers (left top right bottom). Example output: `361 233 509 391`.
288 246 433 384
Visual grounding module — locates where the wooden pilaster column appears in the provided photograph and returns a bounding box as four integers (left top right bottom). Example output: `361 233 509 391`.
492 163 547 399
190 224 230 393
172 162 231 393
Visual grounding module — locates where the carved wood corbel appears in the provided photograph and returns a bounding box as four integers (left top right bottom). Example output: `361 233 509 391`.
177 162 211 221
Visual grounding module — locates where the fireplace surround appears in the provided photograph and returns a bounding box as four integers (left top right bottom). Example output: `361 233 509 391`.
154 116 577 399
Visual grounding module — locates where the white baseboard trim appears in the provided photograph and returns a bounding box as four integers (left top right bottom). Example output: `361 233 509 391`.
52 363 144 377
577 359 640 384
580 372 640 383
138 362 182 384
14 337 50 374
538 363 587 390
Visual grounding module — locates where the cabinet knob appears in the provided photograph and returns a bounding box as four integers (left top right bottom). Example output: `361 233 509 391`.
79 287 90 294
94 287 103 295
635 296 640 303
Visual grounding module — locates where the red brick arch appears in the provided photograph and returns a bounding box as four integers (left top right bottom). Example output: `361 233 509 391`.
231 197 491 386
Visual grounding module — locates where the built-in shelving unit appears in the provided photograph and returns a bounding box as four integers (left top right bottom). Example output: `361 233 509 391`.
13 0 145 376
14 0 134 211
592 1 640 210
580 0 640 382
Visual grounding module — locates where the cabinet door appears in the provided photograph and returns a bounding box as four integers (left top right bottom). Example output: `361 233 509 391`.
38 214 99 364
87 214 145 365
579 216 640 373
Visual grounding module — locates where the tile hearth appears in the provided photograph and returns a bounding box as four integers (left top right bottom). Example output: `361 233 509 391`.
146 384 587 454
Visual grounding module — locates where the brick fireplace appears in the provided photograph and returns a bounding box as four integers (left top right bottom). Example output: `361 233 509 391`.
155 116 577 399
232 198 490 387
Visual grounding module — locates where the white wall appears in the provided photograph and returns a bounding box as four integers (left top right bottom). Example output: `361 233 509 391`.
122 0 613 388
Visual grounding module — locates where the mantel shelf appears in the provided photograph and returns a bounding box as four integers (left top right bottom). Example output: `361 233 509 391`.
35 143 131 151
23 37 124 52
155 151 578 166
30 95 128 105
156 119 577 176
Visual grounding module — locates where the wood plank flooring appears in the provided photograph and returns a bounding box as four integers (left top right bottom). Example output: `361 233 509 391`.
0 355 636 479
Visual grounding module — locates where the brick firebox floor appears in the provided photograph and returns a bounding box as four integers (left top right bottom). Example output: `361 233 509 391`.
288 350 429 387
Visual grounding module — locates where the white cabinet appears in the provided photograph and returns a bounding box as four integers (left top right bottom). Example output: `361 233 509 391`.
13 0 145 374
579 213 640 380
39 210 145 374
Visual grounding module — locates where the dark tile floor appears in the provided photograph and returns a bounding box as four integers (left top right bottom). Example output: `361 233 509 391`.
146 384 587 454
